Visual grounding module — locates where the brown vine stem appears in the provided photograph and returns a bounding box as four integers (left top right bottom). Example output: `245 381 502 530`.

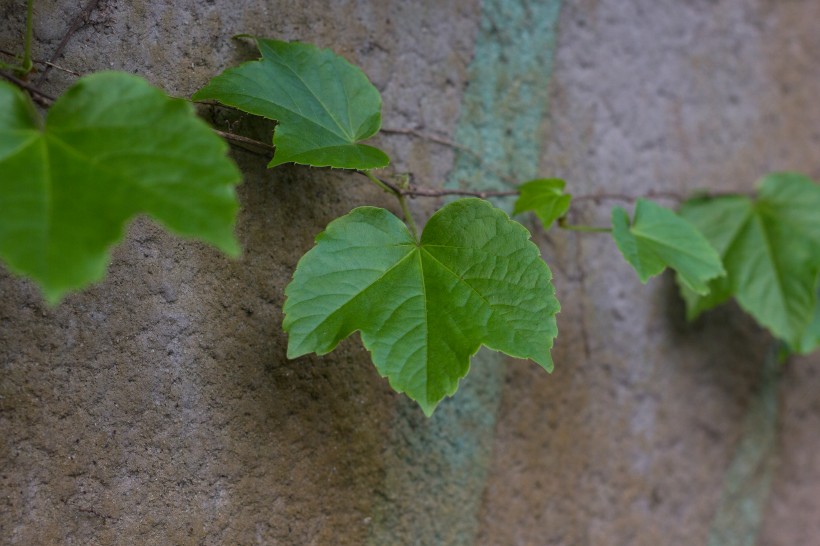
0 48 80 76
360 170 419 239
209 130 703 207
381 126 518 185
557 217 611 233
0 71 54 106
35 0 102 85
213 130 275 155
573 190 687 203
401 187 518 199
0 76 749 215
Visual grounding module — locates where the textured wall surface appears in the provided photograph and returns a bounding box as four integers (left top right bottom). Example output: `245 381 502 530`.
1 0 819 544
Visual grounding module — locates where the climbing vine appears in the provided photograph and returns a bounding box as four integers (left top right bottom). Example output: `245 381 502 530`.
1 7 818 415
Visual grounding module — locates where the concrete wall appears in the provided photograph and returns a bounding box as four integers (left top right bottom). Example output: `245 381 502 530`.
1 0 819 544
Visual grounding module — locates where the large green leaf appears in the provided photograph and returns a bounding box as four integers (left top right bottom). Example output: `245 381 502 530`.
283 198 559 415
679 173 820 349
193 37 389 170
0 73 241 303
513 178 571 229
675 196 749 319
611 199 725 294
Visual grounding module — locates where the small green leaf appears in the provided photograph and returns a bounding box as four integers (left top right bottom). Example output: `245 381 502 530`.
0 73 241 303
611 199 725 294
513 178 571 229
679 173 820 348
193 37 389 170
283 198 559 415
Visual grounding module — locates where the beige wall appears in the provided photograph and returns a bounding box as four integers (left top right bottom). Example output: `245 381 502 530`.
1 0 818 544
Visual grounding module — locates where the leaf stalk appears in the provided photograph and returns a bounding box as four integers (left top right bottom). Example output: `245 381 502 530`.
362 170 419 239
21 0 34 76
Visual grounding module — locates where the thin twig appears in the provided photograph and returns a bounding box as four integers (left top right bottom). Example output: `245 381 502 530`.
359 170 419 238
36 0 102 85
359 170 401 196
401 186 518 199
373 126 520 185
0 59 22 72
557 217 611 233
213 129 275 155
0 71 54 106
573 190 687 203
0 76 752 212
381 127 475 156
0 48 81 76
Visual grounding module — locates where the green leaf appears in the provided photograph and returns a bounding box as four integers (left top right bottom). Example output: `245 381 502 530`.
0 73 241 303
611 199 725 294
513 178 571 229
193 37 389 170
795 285 820 354
679 173 820 348
676 196 749 319
283 198 559 415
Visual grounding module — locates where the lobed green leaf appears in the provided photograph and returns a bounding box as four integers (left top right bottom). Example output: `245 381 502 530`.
794 286 820 354
0 73 241 303
283 198 559 415
611 199 725 294
193 37 389 170
679 173 820 350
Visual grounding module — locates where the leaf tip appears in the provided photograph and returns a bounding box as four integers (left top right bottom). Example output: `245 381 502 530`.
536 354 555 374
42 287 66 307
220 239 243 259
418 399 438 418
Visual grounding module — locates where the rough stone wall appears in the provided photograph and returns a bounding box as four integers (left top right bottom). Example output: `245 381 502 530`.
0 0 818 545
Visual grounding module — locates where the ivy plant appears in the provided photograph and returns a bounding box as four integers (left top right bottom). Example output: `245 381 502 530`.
283 199 559 415
611 198 725 295
513 178 572 230
678 173 820 352
2 24 819 414
0 73 241 303
192 37 389 170
193 38 820 411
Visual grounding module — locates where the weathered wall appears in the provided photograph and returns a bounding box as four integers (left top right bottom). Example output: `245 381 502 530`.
1 0 819 544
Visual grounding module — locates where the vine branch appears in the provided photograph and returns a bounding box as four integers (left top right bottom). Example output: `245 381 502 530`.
381 126 518 185
360 170 419 239
557 218 612 233
0 48 80 76
35 0 102 85
213 129 275 155
0 75 746 215
0 71 54 106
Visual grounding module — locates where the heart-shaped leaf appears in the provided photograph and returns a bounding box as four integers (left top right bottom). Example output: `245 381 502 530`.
193 37 389 170
283 198 559 415
679 173 820 349
0 73 241 303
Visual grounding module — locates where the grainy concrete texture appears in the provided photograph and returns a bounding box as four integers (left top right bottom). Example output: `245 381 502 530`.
1 0 819 545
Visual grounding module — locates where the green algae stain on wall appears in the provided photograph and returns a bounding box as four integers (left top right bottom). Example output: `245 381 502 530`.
708 344 782 546
368 1 563 544
448 0 563 200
